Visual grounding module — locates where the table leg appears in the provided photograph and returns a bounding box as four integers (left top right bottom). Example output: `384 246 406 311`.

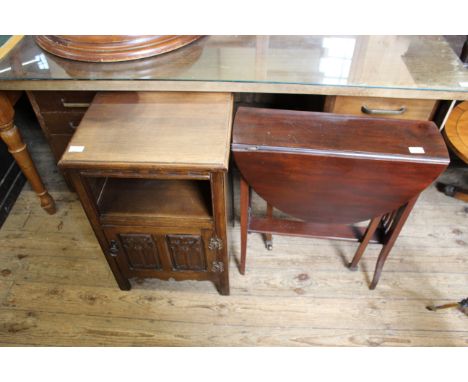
369 195 419 290
0 93 55 214
348 214 384 270
240 175 250 275
263 203 274 250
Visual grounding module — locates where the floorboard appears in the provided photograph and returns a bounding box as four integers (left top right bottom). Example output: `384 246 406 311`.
0 116 467 346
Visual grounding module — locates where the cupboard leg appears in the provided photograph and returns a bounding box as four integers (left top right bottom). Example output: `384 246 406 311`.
349 214 383 270
217 277 230 296
0 93 56 214
115 276 131 291
211 172 230 295
68 171 130 291
264 202 273 250
370 196 419 290
240 176 249 275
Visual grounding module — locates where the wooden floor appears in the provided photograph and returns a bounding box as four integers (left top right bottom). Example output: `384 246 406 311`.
0 119 467 346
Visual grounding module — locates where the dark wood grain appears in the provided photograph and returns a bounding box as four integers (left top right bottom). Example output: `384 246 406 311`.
233 107 450 288
249 216 383 243
234 151 445 225
233 107 448 159
233 107 449 224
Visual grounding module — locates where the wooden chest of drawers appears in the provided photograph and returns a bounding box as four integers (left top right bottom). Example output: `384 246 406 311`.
27 91 96 189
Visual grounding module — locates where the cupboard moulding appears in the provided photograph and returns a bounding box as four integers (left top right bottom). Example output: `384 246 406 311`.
1 81 468 101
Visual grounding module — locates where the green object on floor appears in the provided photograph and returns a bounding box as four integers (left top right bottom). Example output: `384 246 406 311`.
0 35 13 47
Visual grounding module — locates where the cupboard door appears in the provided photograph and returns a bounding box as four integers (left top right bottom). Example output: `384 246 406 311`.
164 229 219 273
103 228 163 277
103 227 218 278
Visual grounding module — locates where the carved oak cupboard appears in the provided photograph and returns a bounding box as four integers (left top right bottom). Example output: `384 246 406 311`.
59 92 233 295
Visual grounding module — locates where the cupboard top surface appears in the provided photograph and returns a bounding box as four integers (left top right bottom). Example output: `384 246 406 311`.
60 91 233 171
232 107 449 164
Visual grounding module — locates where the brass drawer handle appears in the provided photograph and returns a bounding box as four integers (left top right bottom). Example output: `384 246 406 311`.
69 121 78 130
61 99 91 108
361 105 406 115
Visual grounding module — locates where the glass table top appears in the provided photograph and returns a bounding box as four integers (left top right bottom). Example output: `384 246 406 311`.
0 35 467 96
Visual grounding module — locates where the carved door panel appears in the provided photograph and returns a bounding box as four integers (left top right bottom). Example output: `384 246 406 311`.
164 229 220 272
103 227 221 277
104 230 163 276
166 234 206 271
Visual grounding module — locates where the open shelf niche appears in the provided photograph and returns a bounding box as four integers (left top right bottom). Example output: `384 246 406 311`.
85 177 213 225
